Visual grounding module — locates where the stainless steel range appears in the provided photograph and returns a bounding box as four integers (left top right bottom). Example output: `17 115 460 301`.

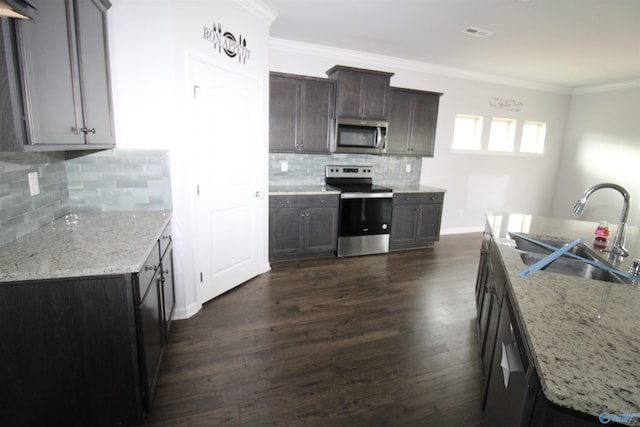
325 165 393 257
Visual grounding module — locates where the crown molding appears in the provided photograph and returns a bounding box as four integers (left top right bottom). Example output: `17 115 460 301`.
572 79 640 95
236 0 278 25
270 38 572 94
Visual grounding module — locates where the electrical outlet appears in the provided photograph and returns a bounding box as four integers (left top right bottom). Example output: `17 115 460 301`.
405 164 411 173
28 172 40 196
281 161 288 172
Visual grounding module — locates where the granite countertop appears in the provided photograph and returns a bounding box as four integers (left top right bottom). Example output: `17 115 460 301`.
487 213 640 423
269 185 340 195
269 184 446 195
388 184 446 193
0 211 172 283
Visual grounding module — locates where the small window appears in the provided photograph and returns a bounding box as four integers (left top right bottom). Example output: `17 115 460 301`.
488 118 516 152
520 121 546 154
452 115 482 151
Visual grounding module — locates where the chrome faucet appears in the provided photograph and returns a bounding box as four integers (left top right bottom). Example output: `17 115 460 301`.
573 183 631 263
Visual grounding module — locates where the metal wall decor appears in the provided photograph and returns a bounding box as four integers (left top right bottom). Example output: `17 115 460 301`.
489 96 523 112
202 22 251 64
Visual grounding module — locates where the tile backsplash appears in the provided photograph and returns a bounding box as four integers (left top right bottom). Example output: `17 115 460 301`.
0 152 69 246
269 153 422 187
0 149 172 247
66 149 172 212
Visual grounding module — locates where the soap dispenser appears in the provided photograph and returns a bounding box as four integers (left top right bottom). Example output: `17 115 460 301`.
593 221 610 250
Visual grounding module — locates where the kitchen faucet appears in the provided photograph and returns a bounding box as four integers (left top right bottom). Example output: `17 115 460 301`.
573 183 631 263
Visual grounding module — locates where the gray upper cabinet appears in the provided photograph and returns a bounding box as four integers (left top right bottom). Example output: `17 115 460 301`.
386 87 442 157
3 0 114 151
326 65 393 121
269 72 335 153
0 19 26 150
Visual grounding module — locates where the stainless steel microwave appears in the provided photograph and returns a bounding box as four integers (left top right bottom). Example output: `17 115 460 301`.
334 118 387 155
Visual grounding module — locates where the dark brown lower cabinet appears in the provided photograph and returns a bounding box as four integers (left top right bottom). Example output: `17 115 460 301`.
269 194 339 261
0 226 175 426
390 192 444 250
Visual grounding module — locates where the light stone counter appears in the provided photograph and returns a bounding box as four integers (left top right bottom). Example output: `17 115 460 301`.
0 211 172 283
269 184 446 195
389 184 447 194
487 213 640 424
269 185 340 195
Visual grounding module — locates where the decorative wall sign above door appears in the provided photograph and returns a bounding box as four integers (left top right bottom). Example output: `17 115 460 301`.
202 22 251 64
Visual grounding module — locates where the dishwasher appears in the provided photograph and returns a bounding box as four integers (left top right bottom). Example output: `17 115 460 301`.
484 291 540 426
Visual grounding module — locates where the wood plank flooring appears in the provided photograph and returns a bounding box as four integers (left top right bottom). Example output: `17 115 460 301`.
141 232 485 426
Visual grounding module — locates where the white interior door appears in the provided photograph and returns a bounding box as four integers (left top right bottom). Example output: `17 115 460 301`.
191 58 265 304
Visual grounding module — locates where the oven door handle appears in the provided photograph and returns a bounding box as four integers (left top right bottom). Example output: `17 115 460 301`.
341 192 393 199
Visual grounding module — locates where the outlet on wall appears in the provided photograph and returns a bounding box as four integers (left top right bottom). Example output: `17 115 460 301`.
28 172 40 196
405 164 411 173
280 161 288 172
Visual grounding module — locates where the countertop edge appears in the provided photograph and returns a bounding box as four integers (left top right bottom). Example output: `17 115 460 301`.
485 212 640 424
0 211 173 284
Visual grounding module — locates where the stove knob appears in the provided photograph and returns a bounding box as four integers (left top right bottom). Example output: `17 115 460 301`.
382 224 388 230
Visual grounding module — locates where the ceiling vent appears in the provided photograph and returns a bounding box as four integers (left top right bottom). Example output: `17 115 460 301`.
462 27 493 37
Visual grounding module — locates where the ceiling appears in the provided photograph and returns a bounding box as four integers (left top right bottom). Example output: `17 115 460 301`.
261 0 640 89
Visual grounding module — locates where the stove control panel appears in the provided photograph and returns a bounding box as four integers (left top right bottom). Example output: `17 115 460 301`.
325 165 374 179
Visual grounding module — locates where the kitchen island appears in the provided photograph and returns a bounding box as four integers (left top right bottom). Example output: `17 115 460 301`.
480 213 640 426
0 211 174 426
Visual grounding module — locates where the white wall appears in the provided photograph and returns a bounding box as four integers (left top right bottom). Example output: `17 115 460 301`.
550 84 640 227
269 40 571 233
108 0 274 318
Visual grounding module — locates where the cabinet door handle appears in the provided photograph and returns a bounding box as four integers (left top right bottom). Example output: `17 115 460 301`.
80 127 96 134
144 265 157 272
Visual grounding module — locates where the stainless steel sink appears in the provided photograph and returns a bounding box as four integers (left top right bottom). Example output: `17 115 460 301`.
509 233 633 285
518 252 631 284
508 233 600 261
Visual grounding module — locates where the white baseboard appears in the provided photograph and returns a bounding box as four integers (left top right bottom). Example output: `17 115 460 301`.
440 226 484 235
174 301 202 320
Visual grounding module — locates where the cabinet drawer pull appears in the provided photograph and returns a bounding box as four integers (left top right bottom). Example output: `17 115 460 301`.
80 127 96 134
144 265 158 272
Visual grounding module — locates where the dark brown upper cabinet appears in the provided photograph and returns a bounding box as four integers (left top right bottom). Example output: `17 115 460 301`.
386 87 442 157
0 0 115 152
269 72 336 153
326 65 393 121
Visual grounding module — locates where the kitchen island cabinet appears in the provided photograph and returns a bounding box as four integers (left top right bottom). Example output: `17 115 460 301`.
478 213 640 426
0 0 115 151
269 72 335 153
386 87 442 157
0 212 173 426
389 191 444 250
269 192 339 261
474 230 507 405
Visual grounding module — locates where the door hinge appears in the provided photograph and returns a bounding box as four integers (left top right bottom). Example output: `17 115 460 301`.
200 272 203 282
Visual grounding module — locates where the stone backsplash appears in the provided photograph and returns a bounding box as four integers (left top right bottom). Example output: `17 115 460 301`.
269 153 422 187
0 152 69 246
66 149 172 213
0 149 172 247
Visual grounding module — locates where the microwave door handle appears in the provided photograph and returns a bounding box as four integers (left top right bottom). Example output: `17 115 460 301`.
375 127 384 148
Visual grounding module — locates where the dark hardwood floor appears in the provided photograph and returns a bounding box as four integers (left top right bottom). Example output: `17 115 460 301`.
142 232 485 426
